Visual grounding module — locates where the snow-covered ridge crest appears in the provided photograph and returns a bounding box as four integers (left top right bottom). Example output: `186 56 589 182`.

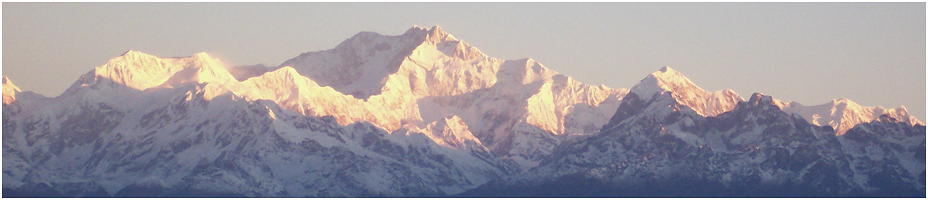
629 66 743 117
66 50 236 93
775 97 923 135
260 26 629 167
400 115 484 150
3 75 50 113
3 25 925 197
49 49 412 131
279 25 492 99
43 28 622 142
274 25 626 136
3 75 21 105
19 25 921 171
3 78 513 196
222 66 410 131
624 66 922 135
227 64 271 81
616 66 924 136
479 89 924 197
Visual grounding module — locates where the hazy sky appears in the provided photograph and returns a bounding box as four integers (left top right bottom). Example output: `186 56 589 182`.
3 3 925 120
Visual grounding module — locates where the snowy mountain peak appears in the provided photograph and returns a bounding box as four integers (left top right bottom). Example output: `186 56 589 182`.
873 105 922 124
875 113 902 123
410 115 484 149
629 67 742 117
237 66 322 93
68 50 236 93
280 25 497 99
657 66 675 73
496 58 560 85
747 92 778 107
652 66 684 78
280 26 434 98
243 66 303 85
831 98 862 108
267 65 301 78
777 96 924 135
191 51 214 60
227 64 271 81
229 66 313 100
869 112 921 126
2 75 19 91
630 66 702 99
120 49 147 57
401 25 458 43
2 75 21 105
408 24 427 30
5 26 925 197
115 49 159 61
425 25 457 43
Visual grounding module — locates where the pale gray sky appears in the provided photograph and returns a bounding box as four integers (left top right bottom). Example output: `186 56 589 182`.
3 3 925 120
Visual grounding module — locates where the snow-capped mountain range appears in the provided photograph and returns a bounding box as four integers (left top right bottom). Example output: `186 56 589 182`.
467 77 924 197
2 26 924 197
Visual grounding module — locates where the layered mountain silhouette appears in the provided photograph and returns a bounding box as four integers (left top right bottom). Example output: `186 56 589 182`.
2 26 924 197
